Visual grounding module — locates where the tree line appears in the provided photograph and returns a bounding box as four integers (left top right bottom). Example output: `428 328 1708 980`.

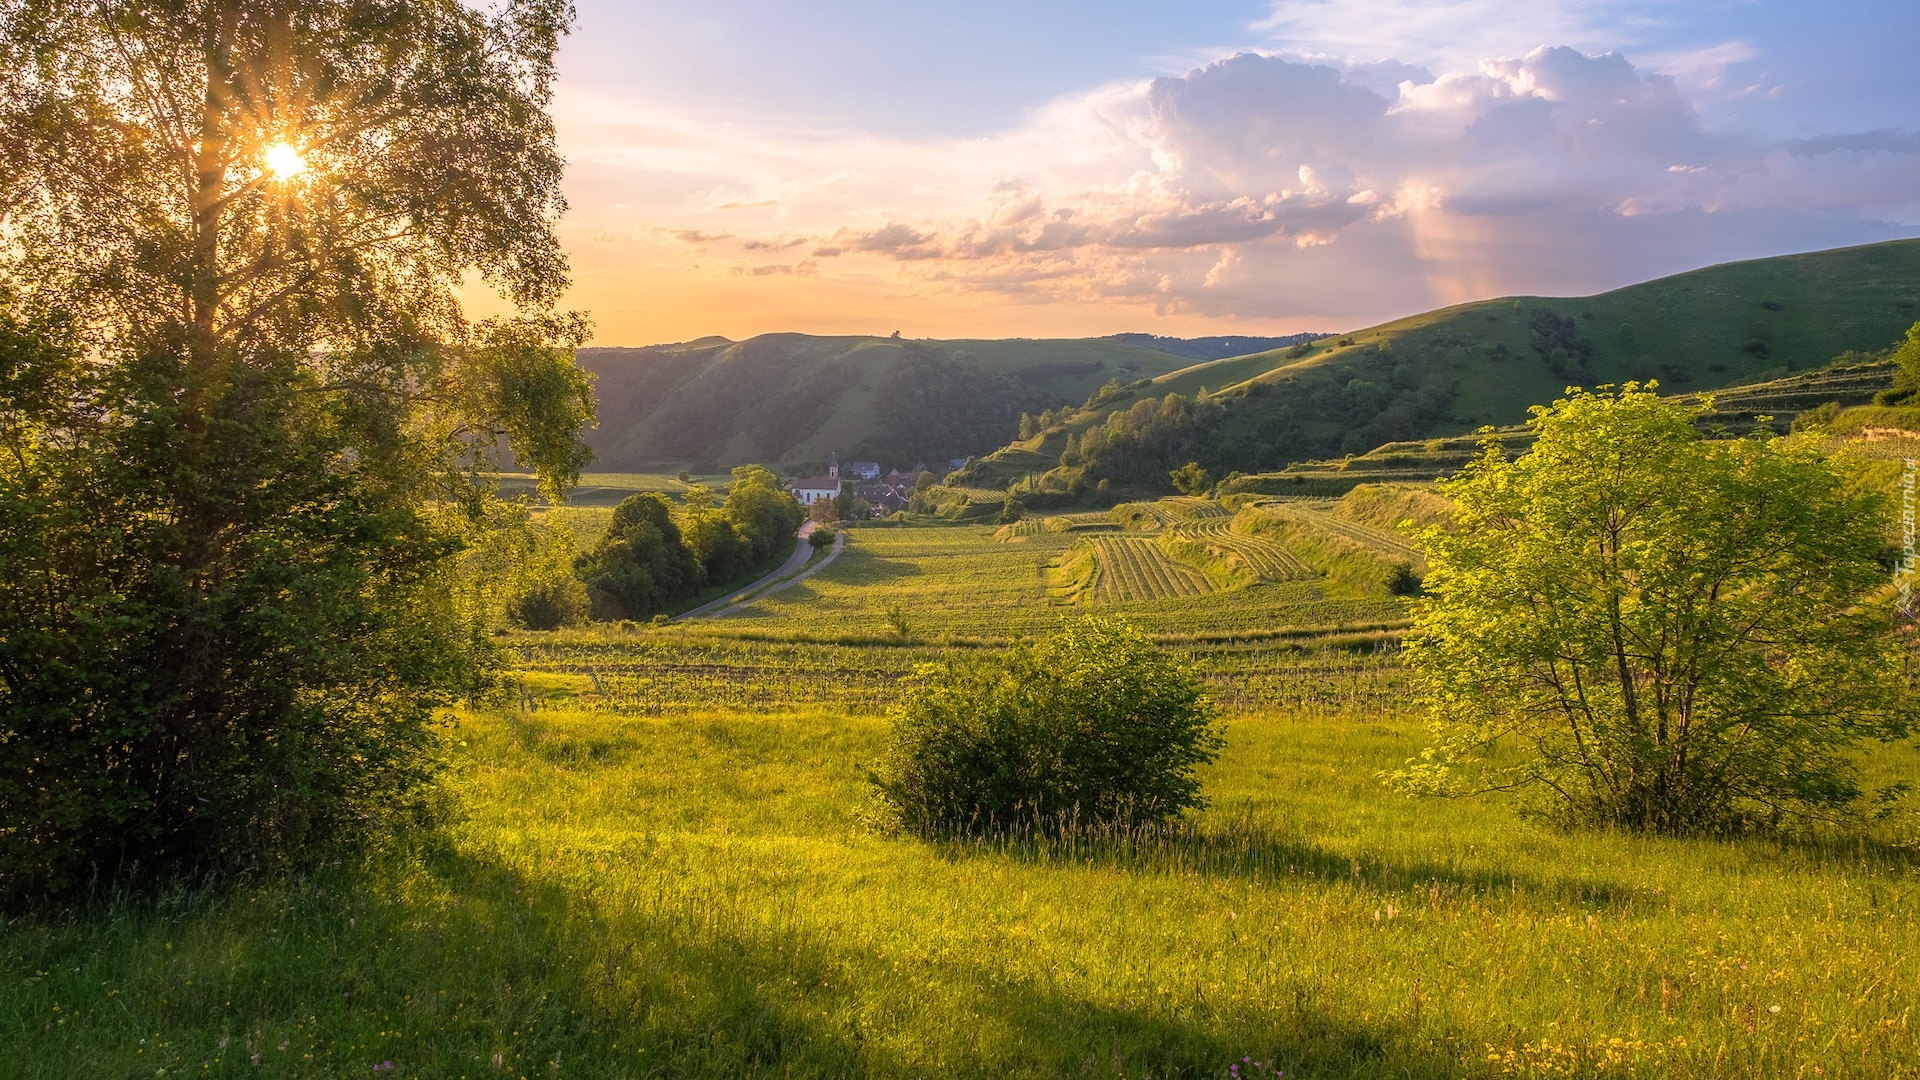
516 467 805 627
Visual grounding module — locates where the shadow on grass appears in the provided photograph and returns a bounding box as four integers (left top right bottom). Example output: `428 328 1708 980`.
929 817 1646 908
7 837 1478 1079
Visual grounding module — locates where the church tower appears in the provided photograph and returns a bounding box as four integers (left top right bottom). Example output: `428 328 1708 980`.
828 451 839 482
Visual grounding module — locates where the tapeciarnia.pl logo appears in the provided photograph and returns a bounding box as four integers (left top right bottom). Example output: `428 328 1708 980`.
1899 458 1917 621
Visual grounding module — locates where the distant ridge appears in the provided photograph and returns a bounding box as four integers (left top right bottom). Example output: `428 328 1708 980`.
580 335 1209 471
1103 333 1324 362
580 240 1920 478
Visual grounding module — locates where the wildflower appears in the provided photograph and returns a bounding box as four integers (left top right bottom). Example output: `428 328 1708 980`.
375 1061 394 1072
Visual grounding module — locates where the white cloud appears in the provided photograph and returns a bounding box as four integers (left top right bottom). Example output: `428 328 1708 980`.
1253 0 1648 70
559 41 1920 328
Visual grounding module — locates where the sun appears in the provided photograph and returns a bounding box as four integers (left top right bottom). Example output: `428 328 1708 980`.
264 141 307 180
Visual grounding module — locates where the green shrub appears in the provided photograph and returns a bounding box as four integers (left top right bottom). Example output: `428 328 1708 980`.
510 577 590 630
871 617 1221 835
1385 562 1423 596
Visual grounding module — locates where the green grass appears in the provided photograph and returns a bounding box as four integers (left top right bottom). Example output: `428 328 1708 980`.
11 459 1918 1077
11 699 1918 1078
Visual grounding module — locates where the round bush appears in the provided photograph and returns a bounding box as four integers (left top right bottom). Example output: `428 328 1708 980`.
871 617 1222 835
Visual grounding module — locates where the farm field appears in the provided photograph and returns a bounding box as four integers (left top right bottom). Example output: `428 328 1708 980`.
1091 536 1215 601
709 514 1410 639
1168 518 1315 581
1257 503 1424 562
11 695 1918 1079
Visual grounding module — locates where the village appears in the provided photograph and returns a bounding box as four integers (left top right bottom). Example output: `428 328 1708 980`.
784 452 970 518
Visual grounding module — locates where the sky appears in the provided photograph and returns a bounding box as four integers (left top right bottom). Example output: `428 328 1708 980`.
512 0 1920 346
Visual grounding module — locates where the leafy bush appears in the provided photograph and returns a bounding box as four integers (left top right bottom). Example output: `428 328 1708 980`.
510 576 590 630
870 617 1222 835
1384 562 1423 596
575 494 703 619
1169 461 1213 496
1789 401 1841 433
1528 309 1594 381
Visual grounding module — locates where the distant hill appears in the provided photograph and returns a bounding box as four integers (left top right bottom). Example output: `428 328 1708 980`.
1102 333 1323 362
971 239 1920 491
580 335 1246 471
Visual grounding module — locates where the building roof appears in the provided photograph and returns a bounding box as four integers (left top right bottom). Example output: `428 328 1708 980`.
789 474 841 491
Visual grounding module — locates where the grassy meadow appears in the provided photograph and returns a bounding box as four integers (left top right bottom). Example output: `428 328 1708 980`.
9 696 1918 1078
8 490 1920 1078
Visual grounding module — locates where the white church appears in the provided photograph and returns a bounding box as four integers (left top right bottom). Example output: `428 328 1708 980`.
787 452 843 506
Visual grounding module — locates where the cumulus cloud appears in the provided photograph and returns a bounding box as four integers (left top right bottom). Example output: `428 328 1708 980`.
562 41 1920 329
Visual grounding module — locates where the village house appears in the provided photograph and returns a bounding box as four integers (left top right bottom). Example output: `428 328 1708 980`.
787 453 843 506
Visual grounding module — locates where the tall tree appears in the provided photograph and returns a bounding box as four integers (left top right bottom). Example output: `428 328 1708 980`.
723 464 804 562
0 0 593 899
576 493 702 618
1400 385 1915 833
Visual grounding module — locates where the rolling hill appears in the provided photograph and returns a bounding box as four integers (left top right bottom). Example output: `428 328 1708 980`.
971 238 1920 490
578 333 1317 472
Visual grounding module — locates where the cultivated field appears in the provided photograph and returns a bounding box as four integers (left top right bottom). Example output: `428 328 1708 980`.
707 499 1413 640
1091 536 1215 602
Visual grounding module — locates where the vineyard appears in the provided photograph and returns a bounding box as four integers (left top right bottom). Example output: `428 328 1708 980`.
1088 536 1215 601
505 627 1415 719
941 484 1013 503
666 496 1431 637
1110 498 1227 530
1279 502 1422 559
1164 517 1313 581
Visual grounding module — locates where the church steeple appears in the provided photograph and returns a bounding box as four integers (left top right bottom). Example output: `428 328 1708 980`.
828 451 839 482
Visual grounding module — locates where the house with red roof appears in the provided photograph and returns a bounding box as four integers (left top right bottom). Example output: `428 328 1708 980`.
787 452 843 506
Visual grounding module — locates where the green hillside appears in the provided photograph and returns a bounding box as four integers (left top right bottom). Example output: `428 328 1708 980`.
979 239 1920 489
580 335 1208 472
1215 356 1902 498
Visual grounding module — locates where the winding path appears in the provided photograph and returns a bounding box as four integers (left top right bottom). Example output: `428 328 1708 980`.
675 522 846 621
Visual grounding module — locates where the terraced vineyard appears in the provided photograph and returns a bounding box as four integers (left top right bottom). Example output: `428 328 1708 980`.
722 526 1077 637
1167 517 1313 580
942 485 1012 503
682 503 1412 638
1089 536 1214 601
1160 496 1230 519
1262 501 1423 560
1111 499 1223 529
